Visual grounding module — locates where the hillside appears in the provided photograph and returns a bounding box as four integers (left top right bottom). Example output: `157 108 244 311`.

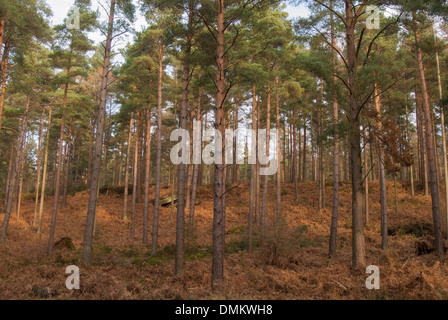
0 181 447 300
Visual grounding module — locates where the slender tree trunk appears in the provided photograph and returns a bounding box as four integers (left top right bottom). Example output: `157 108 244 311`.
374 82 388 250
275 75 281 219
16 133 26 221
434 25 448 239
82 0 115 264
4 144 13 209
364 127 369 225
212 0 226 290
233 98 239 183
261 76 271 238
413 13 444 256
345 1 365 268
293 111 299 200
136 117 142 203
123 114 133 221
33 110 45 226
87 115 96 186
61 126 72 208
47 78 70 255
151 41 164 256
175 1 193 273
248 84 257 253
302 120 307 181
0 42 10 132
405 102 415 198
0 19 4 60
143 106 151 246
394 173 398 215
329 5 339 256
186 106 193 219
255 97 260 225
189 88 202 231
131 116 139 240
38 109 52 234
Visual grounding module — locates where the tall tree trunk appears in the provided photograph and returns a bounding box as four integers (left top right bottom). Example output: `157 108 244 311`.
16 133 27 221
318 99 325 211
189 88 202 231
186 105 193 220
143 106 151 246
33 110 45 226
47 78 69 255
82 0 115 264
4 144 13 209
275 75 281 219
0 95 29 243
405 102 415 198
329 4 339 257
293 111 299 200
394 173 398 215
123 114 133 221
130 116 139 240
248 84 257 253
364 127 369 225
38 109 52 234
413 13 444 255
255 96 260 225
434 25 448 239
0 42 10 132
261 76 271 238
175 0 194 273
374 82 388 250
233 98 239 183
87 115 96 186
345 1 365 268
61 126 72 208
212 0 226 290
0 19 4 60
302 119 307 181
151 41 164 256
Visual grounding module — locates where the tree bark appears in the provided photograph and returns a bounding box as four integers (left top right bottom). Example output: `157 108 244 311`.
0 42 10 132
33 110 45 226
175 0 194 274
374 82 388 250
293 111 299 200
275 75 281 219
151 41 164 256
123 114 133 221
434 25 448 239
260 76 271 238
302 119 307 181
248 84 257 253
131 115 139 240
189 88 202 231
212 0 226 290
38 109 52 234
345 1 365 268
82 0 116 264
143 106 151 246
413 12 444 256
329 5 339 256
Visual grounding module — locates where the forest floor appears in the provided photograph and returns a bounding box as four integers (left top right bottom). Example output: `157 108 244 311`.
1 180 448 300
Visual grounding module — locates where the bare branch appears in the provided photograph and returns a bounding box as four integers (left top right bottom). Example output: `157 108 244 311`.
312 0 347 26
